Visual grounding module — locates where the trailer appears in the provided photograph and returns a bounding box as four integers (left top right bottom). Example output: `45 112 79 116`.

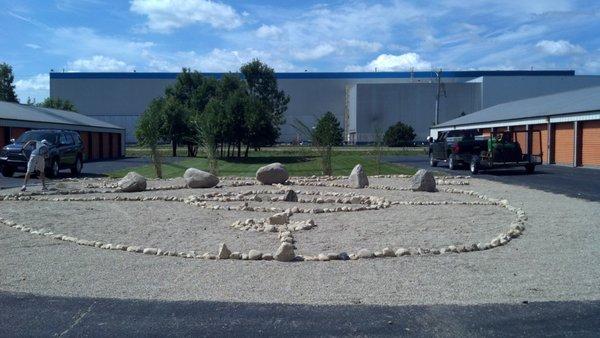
469 131 543 174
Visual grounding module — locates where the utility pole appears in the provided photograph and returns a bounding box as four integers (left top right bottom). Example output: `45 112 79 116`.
434 68 445 125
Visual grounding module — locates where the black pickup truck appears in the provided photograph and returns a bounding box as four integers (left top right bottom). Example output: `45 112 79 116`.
428 130 486 170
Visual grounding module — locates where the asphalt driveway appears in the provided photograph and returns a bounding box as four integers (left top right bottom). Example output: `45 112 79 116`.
386 155 600 202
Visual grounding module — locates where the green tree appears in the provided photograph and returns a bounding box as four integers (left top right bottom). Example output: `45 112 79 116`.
38 97 77 111
383 122 416 147
0 62 18 103
191 98 224 174
136 98 165 178
294 111 343 176
240 59 289 142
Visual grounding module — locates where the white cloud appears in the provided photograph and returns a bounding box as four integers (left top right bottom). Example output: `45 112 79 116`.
293 44 336 61
146 48 295 72
342 39 382 53
67 55 134 72
15 74 49 102
25 43 41 49
347 53 432 72
536 40 585 56
256 24 282 39
130 0 243 33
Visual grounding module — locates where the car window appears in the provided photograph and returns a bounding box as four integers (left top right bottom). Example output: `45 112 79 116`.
59 133 71 145
16 131 58 144
72 133 82 144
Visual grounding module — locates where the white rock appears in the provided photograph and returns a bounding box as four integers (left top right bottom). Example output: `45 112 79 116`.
382 247 395 257
143 248 158 255
256 163 289 185
268 212 289 225
184 168 219 188
248 250 262 260
357 249 374 259
274 242 295 262
117 172 147 192
395 248 409 256
410 169 436 192
349 164 369 188
317 253 330 261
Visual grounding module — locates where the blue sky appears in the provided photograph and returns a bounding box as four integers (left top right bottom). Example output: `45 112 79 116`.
1 0 599 102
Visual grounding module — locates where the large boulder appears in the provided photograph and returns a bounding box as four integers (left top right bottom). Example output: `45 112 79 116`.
184 168 219 188
274 242 295 262
256 163 289 185
117 172 147 192
410 169 436 192
349 164 369 188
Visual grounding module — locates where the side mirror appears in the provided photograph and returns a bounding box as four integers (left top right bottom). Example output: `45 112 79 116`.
10 138 15 143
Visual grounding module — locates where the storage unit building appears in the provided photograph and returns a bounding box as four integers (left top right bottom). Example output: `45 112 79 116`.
430 86 600 167
0 101 125 161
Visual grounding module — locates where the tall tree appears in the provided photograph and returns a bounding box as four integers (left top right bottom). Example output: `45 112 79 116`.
0 62 18 103
240 59 289 140
294 111 343 176
38 97 77 111
136 98 166 178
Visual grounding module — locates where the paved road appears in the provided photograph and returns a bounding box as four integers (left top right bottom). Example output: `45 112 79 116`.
1 291 599 337
0 156 181 189
386 155 600 202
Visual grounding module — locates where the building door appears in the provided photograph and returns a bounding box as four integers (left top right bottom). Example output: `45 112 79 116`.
531 124 547 163
512 126 527 154
580 120 600 166
553 123 574 165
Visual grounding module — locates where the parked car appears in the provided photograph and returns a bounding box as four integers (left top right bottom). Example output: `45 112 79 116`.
0 129 84 178
428 130 486 169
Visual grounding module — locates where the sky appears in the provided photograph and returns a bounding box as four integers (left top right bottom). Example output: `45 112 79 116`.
1 0 599 102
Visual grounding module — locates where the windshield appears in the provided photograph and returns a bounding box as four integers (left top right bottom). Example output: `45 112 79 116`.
16 131 58 144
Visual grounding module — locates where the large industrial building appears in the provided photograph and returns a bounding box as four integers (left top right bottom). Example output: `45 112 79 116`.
49 70 600 144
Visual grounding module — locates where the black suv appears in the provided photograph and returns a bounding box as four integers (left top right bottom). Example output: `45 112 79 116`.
0 130 84 177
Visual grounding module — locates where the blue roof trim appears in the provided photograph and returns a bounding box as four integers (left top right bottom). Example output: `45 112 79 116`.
50 70 575 80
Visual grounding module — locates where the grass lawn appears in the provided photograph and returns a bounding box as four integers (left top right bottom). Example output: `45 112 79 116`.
109 147 423 178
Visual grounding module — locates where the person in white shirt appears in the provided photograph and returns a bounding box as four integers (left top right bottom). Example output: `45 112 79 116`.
20 139 50 192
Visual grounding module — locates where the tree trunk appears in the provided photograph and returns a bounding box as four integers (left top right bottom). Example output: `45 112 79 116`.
227 143 231 157
244 144 250 158
172 141 177 157
237 142 241 158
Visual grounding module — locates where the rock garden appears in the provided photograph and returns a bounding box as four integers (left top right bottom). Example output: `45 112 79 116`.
0 163 526 263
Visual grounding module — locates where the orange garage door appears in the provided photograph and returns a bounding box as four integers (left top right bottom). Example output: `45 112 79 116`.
512 126 527 154
531 125 547 163
580 120 600 166
553 123 574 165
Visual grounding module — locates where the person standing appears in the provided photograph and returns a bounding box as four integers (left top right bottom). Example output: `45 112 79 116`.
20 139 50 192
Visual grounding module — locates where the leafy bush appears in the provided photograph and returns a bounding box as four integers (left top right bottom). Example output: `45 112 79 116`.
383 122 416 147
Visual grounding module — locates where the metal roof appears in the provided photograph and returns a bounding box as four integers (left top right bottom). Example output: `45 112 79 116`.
0 101 124 131
434 85 600 128
50 70 575 80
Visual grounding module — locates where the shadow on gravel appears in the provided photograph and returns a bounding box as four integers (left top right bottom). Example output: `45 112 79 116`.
1 291 599 336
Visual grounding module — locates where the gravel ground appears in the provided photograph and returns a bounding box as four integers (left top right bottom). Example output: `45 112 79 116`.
0 176 599 307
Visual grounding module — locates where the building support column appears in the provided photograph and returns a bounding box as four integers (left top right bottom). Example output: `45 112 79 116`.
547 121 553 164
525 124 531 155
573 121 580 167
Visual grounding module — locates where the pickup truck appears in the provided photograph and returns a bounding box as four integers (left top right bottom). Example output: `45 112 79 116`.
428 130 486 170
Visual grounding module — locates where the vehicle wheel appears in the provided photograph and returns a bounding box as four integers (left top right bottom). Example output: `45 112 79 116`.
47 158 60 178
71 156 83 176
1 166 15 177
525 164 535 174
448 154 456 170
470 157 480 175
429 153 438 167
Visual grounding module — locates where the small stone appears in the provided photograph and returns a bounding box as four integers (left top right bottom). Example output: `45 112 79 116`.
374 251 383 257
143 248 158 255
248 250 262 260
117 172 147 192
349 164 369 188
395 248 409 256
318 253 330 261
274 242 295 262
282 189 298 202
268 212 289 225
262 253 273 261
326 253 339 260
338 252 350 260
382 247 395 257
126 246 142 252
349 254 359 260
490 238 500 247
357 249 374 259
229 252 242 259
218 243 231 259
241 253 249 260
